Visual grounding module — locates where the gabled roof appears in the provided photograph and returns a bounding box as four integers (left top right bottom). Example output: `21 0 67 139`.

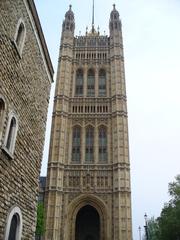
27 0 54 82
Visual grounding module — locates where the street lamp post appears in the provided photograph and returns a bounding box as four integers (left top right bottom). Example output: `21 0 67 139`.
138 226 141 240
144 213 149 240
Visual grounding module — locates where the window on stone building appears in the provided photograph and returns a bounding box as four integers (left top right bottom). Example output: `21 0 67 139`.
8 214 19 240
5 206 22 240
70 23 74 31
99 127 107 161
72 126 81 162
0 98 5 119
4 113 18 156
75 69 83 96
14 19 26 56
6 117 16 150
87 69 95 96
0 98 5 142
99 69 106 96
85 126 94 162
66 22 70 30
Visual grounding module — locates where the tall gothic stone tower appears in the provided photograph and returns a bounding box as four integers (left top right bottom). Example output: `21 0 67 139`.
45 4 132 240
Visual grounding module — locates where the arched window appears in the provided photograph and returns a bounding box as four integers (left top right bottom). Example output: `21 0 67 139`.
75 69 83 96
4 113 18 155
0 98 5 142
85 127 94 162
87 69 95 96
6 117 16 150
99 69 106 96
0 98 5 119
99 127 107 161
14 19 26 55
4 206 22 240
72 126 81 162
8 214 19 240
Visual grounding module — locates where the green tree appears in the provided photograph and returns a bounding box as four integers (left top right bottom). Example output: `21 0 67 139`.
147 175 180 240
157 175 180 240
157 202 180 240
35 203 45 239
169 174 180 204
147 217 159 240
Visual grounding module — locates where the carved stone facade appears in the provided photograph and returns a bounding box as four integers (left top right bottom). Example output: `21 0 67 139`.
0 0 53 239
45 5 132 240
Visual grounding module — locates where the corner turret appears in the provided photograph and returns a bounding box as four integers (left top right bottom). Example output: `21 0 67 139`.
62 5 75 35
109 4 121 35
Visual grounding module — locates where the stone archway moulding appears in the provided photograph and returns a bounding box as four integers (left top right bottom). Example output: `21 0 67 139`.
64 194 110 240
4 205 22 240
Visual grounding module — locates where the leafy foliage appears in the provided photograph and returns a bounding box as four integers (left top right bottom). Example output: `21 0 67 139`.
36 203 45 237
147 217 159 240
146 175 180 240
168 175 180 204
157 202 180 240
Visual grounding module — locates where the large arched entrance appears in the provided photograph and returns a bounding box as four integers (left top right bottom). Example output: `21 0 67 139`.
75 205 100 240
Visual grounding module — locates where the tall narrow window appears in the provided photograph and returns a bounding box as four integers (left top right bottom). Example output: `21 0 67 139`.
72 126 81 162
87 69 95 96
75 69 83 96
4 114 18 156
99 69 106 96
16 23 24 46
0 99 5 120
99 127 107 161
8 214 19 240
5 206 22 240
14 19 26 55
85 127 94 162
6 117 16 150
0 98 5 141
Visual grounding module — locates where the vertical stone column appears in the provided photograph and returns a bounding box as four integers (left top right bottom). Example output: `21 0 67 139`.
82 121 85 164
95 67 98 97
94 119 98 164
44 6 75 239
84 65 87 97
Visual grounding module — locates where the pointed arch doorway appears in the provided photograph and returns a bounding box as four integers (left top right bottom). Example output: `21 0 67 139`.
75 205 100 240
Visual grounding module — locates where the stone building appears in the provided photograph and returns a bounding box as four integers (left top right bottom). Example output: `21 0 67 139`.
44 4 132 240
38 177 46 204
0 0 54 239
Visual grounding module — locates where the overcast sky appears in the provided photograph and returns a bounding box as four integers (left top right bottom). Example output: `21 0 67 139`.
34 0 180 239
